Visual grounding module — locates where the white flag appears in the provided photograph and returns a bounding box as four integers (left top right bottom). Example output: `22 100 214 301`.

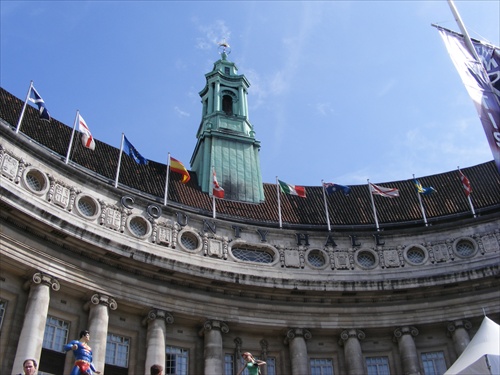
369 183 399 198
78 114 95 150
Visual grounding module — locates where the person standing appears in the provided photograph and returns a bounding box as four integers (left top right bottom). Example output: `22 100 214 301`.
237 352 266 375
64 330 101 375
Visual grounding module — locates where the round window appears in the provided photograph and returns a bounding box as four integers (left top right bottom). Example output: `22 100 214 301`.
75 194 100 220
454 238 477 258
307 249 326 268
356 250 377 269
405 246 427 265
180 231 200 251
23 168 49 195
126 216 151 239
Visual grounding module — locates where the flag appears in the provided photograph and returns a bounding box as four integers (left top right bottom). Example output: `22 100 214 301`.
170 157 190 184
77 114 95 150
459 170 472 196
28 86 51 121
413 179 436 195
213 169 224 199
369 183 399 198
438 27 500 173
323 182 351 196
278 180 306 198
123 136 148 165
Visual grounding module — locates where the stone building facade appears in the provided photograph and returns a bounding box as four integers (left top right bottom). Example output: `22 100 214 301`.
0 52 499 375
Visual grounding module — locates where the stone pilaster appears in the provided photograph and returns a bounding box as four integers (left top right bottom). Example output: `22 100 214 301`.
284 328 312 375
87 293 117 374
394 326 421 375
200 320 229 375
447 320 472 356
12 272 60 374
339 329 365 375
143 309 174 374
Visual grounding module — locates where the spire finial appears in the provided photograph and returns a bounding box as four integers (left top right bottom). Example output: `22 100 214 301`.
218 40 231 60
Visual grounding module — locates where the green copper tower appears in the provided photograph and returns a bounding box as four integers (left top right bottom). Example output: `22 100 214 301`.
190 45 265 203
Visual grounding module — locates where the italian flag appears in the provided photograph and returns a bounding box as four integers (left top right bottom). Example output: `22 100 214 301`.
278 179 306 198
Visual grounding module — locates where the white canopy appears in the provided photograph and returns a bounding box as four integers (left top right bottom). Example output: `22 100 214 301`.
444 316 500 375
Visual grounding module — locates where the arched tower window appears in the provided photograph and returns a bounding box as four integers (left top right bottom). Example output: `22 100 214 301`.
222 95 233 115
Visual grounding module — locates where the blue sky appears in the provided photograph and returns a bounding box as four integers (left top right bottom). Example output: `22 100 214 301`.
1 1 499 187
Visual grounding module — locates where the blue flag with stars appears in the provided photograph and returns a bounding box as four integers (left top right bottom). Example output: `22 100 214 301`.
28 86 51 121
123 136 148 165
323 182 351 196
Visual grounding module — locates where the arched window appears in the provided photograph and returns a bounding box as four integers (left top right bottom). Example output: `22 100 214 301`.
222 95 233 115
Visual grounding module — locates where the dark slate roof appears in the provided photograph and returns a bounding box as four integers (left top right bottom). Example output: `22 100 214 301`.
1 87 499 230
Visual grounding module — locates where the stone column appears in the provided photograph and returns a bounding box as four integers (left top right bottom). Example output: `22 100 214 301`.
394 326 421 375
339 329 365 375
201 320 229 375
447 320 472 356
86 293 117 374
143 309 174 374
12 272 60 373
214 82 221 112
284 328 312 375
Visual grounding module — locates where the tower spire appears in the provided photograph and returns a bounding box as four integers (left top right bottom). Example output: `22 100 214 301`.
190 46 264 203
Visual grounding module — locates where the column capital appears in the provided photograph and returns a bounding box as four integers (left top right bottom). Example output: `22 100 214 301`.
202 319 229 334
394 326 419 340
90 293 118 310
447 320 472 333
338 329 365 346
284 327 312 345
29 272 60 291
143 309 174 325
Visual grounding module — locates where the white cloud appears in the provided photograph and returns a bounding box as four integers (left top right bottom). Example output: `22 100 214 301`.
174 106 190 118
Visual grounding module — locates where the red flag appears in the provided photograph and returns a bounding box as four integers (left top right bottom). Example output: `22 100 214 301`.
213 169 224 199
459 170 472 196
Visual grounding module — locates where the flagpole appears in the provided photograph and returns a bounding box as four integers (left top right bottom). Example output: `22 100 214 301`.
65 110 79 164
413 174 428 226
212 167 216 219
15 81 33 134
458 167 476 217
164 153 171 206
367 180 380 231
276 177 282 229
321 180 331 232
114 133 125 188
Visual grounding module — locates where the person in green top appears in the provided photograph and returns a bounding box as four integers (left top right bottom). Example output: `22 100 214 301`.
237 352 266 375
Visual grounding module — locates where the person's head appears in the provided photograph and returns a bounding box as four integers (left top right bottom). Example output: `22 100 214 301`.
150 364 163 375
79 330 90 340
23 359 37 375
242 352 254 362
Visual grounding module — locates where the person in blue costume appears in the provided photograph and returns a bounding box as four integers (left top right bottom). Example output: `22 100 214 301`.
237 352 266 375
64 330 101 375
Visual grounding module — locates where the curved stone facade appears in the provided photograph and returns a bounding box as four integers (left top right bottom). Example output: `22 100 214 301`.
1 118 499 375
2 55 500 375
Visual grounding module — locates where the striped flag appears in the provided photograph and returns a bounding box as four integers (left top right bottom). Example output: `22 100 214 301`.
278 179 306 198
459 170 472 196
369 183 399 198
170 157 190 184
213 169 224 199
